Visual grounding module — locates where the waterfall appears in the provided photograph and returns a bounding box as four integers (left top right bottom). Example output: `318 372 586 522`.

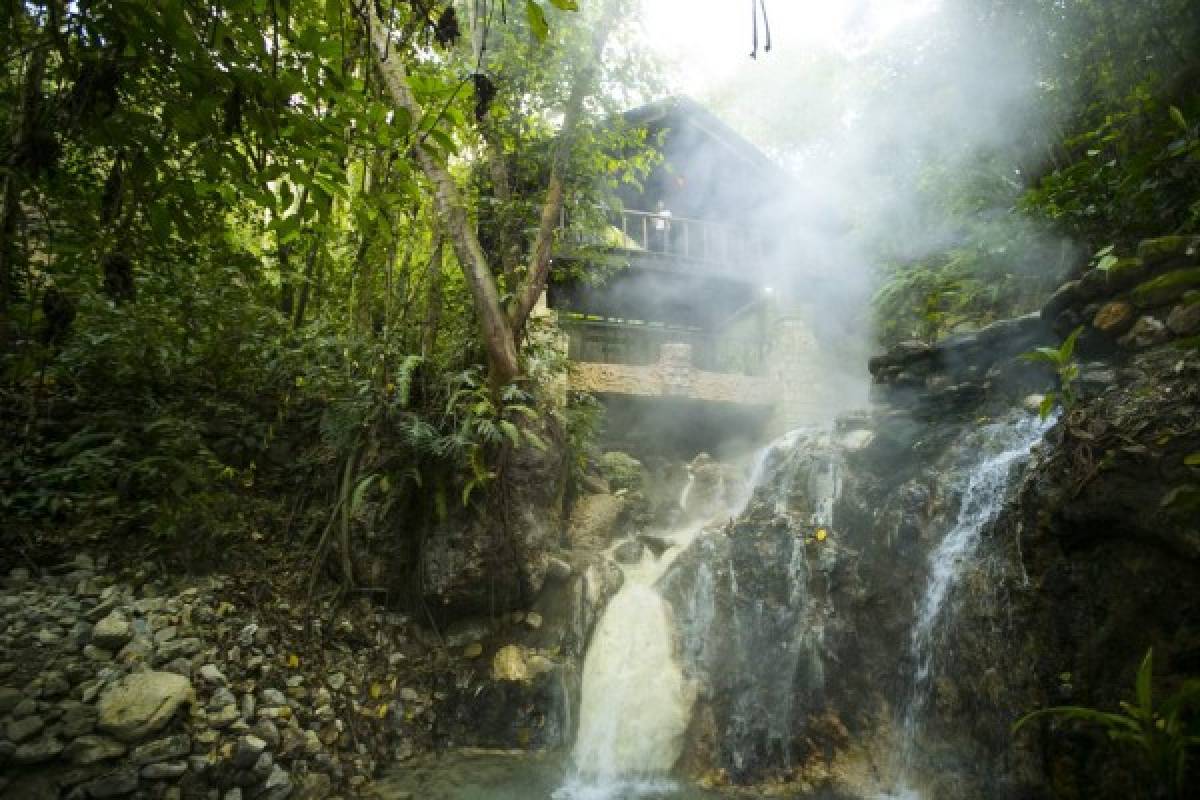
889 413 1053 797
558 433 803 800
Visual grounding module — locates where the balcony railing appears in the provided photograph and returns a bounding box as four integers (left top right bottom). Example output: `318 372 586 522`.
557 206 766 268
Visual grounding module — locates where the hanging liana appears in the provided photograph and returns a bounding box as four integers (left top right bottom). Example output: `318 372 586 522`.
750 0 772 59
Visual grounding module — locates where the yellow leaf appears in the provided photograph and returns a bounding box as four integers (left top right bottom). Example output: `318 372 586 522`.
287 654 299 668
815 528 828 542
370 683 382 699
378 704 389 719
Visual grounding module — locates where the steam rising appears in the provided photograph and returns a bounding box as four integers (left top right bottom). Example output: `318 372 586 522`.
637 0 1073 417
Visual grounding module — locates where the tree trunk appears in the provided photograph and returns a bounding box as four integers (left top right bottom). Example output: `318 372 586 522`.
506 0 621 338
421 233 445 358
368 12 520 388
0 42 48 314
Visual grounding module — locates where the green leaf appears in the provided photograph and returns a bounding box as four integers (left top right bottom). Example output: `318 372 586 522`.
1039 393 1058 419
1184 452 1200 467
1060 326 1084 362
1135 648 1153 718
1169 105 1188 131
498 420 521 448
351 473 377 513
547 0 579 9
525 0 549 42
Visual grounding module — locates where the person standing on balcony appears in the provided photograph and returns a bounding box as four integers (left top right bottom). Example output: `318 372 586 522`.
652 201 673 253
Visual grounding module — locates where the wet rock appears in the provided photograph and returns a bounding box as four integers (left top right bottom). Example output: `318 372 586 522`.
96 671 194 742
1040 280 1083 320
544 557 573 582
612 539 644 564
91 611 133 651
64 734 126 765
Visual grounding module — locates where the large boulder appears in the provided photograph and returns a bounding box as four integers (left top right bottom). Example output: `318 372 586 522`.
418 418 567 620
96 671 194 742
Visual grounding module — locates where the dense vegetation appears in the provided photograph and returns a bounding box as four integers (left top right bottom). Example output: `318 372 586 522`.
1 0 1197 587
873 0 1200 343
0 0 653 582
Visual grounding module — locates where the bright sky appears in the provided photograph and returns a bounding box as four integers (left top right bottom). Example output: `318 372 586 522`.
640 0 941 97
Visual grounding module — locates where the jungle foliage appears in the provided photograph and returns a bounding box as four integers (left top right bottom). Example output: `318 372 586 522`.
874 0 1200 344
0 1 656 582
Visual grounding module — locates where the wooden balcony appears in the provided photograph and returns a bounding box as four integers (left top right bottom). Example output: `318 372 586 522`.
554 207 768 283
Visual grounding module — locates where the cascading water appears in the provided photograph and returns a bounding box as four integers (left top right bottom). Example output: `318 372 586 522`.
558 433 806 799
887 413 1054 798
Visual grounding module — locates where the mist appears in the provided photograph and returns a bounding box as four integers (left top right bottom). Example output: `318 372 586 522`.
634 0 1074 417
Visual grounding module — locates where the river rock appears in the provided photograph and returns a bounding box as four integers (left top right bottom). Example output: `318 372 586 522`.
1040 280 1083 320
1092 300 1136 335
232 734 267 768
91 611 133 651
96 671 193 742
130 733 190 765
79 766 138 798
1118 316 1169 349
14 735 63 764
1166 299 1200 336
64 734 126 765
7 713 45 742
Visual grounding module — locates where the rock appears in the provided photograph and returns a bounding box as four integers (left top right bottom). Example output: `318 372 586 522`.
259 688 287 706
83 644 113 662
60 704 98 737
64 734 127 765
326 672 346 691
13 735 64 764
0 686 21 714
156 637 203 661
140 760 186 779
208 686 236 710
294 773 332 800
443 619 493 648
79 767 139 798
198 663 227 687
840 429 875 452
261 764 292 800
612 539 644 564
524 611 543 630
544 557 572 582
1131 268 1200 308
232 734 267 769
1092 300 1136 335
567 493 628 549
207 703 241 729
493 646 530 682
130 733 190 765
1118 316 1170 349
1136 235 1200 268
1040 280 1083 321
1166 299 1200 336
462 642 483 659
253 719 281 749
96 671 194 742
91 611 133 651
6 713 45 742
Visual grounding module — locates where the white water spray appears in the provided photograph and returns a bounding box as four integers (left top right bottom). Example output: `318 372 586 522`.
558 433 804 799
890 413 1053 797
